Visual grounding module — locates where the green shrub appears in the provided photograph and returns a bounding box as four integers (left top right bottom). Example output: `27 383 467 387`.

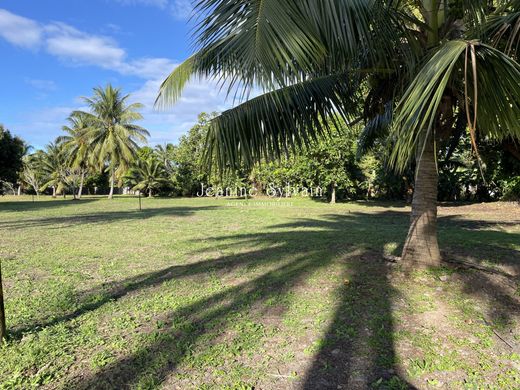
501 176 520 201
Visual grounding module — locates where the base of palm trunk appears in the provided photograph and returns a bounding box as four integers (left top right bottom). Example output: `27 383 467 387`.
401 212 441 268
401 130 442 269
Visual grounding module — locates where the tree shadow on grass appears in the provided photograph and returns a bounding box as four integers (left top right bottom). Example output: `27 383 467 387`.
0 206 219 230
438 215 520 274
71 212 416 389
9 246 294 339
11 210 517 389
0 198 99 212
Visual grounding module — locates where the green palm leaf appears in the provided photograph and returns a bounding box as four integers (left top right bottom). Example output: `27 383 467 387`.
391 40 520 172
156 0 398 108
204 73 360 170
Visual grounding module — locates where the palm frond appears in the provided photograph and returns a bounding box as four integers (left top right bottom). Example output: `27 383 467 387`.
204 73 360 171
357 101 393 157
156 56 195 108
391 39 520 172
482 0 520 57
157 0 399 108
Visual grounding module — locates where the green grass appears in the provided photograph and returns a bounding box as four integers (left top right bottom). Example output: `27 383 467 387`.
0 196 518 389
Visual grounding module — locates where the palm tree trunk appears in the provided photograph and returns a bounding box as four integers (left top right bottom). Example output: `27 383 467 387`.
78 171 84 200
108 169 115 199
0 261 6 341
401 131 441 268
17 186 21 196
148 188 153 198
330 183 336 204
52 186 56 198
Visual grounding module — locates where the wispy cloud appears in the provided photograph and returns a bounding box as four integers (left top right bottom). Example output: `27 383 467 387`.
110 0 193 20
120 58 178 79
170 0 193 20
25 78 57 91
113 0 169 8
0 9 42 48
45 22 126 68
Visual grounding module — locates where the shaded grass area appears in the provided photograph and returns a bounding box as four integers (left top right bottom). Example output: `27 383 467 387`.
0 196 518 389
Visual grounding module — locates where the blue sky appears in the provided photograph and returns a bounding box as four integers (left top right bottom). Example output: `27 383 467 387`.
0 0 228 149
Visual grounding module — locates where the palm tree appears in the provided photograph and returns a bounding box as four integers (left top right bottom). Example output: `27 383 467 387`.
79 85 149 199
21 151 46 197
41 142 68 198
157 1 520 268
124 157 167 197
58 112 94 199
154 144 176 175
16 144 33 196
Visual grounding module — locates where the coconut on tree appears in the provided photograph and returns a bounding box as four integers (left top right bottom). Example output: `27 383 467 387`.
157 0 520 268
78 84 149 199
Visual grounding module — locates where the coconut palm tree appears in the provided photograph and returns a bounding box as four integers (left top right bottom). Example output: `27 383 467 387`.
58 112 95 199
14 143 33 196
40 142 69 198
78 84 149 199
20 151 45 197
154 143 176 175
124 157 167 197
157 0 520 268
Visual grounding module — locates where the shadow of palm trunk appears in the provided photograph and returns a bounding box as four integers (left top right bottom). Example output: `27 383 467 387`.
73 252 339 389
302 255 416 390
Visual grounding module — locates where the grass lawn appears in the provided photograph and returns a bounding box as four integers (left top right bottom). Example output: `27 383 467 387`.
0 196 519 389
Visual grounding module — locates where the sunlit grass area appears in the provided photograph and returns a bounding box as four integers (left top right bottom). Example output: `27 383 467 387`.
0 196 518 389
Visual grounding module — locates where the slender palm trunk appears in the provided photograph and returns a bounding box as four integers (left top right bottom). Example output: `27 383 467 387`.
17 186 21 196
148 188 153 198
0 262 6 342
108 169 115 199
401 131 441 268
78 171 85 200
330 183 336 204
52 186 56 198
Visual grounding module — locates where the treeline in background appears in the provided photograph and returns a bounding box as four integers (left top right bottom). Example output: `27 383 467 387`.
1 86 519 203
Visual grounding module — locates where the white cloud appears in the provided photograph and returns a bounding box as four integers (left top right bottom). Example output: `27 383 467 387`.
0 9 181 78
0 9 42 48
120 57 177 79
128 76 230 145
45 22 126 68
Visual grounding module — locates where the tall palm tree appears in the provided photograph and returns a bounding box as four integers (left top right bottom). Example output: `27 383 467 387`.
79 84 149 199
157 0 520 268
124 157 167 197
58 112 94 199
